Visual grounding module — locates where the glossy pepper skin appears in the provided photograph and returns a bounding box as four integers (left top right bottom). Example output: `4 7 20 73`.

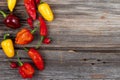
38 2 54 21
24 48 44 70
17 53 34 78
7 0 17 12
24 0 36 20
1 34 15 58
19 63 35 78
0 10 21 29
36 17 48 48
27 17 34 29
35 0 40 5
15 28 34 45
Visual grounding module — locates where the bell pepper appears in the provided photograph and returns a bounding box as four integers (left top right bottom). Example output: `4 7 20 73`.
36 16 48 48
0 10 21 29
1 34 15 58
24 48 44 70
15 28 37 45
38 1 54 21
24 0 36 20
17 52 34 78
7 0 17 12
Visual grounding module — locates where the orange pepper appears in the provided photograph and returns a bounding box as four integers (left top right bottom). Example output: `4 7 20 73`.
15 28 37 45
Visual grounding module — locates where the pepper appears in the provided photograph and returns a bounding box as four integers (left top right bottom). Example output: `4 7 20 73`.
17 52 34 78
10 62 18 68
24 48 44 70
35 0 40 5
15 28 37 45
0 10 21 29
24 0 36 20
43 37 52 44
38 1 54 21
1 34 15 58
7 0 17 12
27 17 34 29
36 16 47 48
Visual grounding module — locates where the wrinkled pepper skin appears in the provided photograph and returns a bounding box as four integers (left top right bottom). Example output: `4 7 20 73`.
19 63 34 78
7 0 17 12
1 39 15 58
15 28 34 45
24 0 36 20
38 2 54 21
28 48 44 70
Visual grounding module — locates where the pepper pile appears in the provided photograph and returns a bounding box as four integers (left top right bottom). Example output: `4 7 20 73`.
0 0 54 79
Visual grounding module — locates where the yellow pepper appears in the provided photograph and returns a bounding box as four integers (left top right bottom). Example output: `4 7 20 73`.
38 2 54 21
7 0 17 12
1 34 15 58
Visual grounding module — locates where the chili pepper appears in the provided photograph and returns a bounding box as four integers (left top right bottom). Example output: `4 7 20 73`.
24 48 44 70
17 52 34 78
15 27 37 45
7 0 17 12
27 17 34 29
24 0 36 20
10 62 18 68
36 17 47 48
38 1 54 21
0 10 21 29
1 34 15 58
43 37 52 44
35 0 40 5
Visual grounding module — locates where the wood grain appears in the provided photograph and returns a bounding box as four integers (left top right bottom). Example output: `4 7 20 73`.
0 0 120 79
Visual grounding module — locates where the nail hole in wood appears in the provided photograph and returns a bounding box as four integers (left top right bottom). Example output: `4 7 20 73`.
91 63 95 65
83 59 87 61
97 59 101 61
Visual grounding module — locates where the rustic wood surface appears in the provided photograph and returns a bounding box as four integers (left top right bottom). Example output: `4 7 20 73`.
0 0 120 80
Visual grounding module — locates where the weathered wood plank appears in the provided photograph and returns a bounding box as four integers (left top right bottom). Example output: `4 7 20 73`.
0 50 120 79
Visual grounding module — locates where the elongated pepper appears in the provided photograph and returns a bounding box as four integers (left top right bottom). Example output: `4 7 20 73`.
24 48 44 70
1 34 15 58
38 1 54 21
7 0 17 12
36 16 47 48
24 0 36 20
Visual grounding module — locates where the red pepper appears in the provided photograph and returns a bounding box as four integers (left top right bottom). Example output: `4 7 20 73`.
24 48 44 70
35 0 40 5
17 52 35 78
43 37 52 44
15 28 37 45
24 0 36 20
10 62 18 68
27 17 34 29
36 16 48 48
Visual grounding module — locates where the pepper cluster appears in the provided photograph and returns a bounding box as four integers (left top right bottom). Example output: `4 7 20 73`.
0 0 54 79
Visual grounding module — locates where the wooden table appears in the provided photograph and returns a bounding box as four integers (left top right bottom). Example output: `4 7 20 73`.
0 0 120 80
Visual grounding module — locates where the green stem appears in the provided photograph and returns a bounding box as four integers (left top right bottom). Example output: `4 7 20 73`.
23 47 29 52
16 52 23 66
31 27 38 34
0 10 7 18
40 0 44 4
36 36 44 49
3 34 10 40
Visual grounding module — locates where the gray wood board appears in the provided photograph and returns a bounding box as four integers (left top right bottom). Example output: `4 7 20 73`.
0 0 120 80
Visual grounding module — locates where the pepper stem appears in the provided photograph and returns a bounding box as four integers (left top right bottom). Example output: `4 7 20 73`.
40 0 44 4
31 27 38 34
23 47 29 52
3 34 10 40
36 36 44 49
16 52 23 66
0 10 7 18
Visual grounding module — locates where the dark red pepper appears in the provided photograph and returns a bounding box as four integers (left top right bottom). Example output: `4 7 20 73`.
35 0 40 5
24 48 44 70
10 62 18 68
43 37 52 44
36 16 48 48
17 52 34 78
0 10 21 29
24 0 36 20
27 17 34 29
